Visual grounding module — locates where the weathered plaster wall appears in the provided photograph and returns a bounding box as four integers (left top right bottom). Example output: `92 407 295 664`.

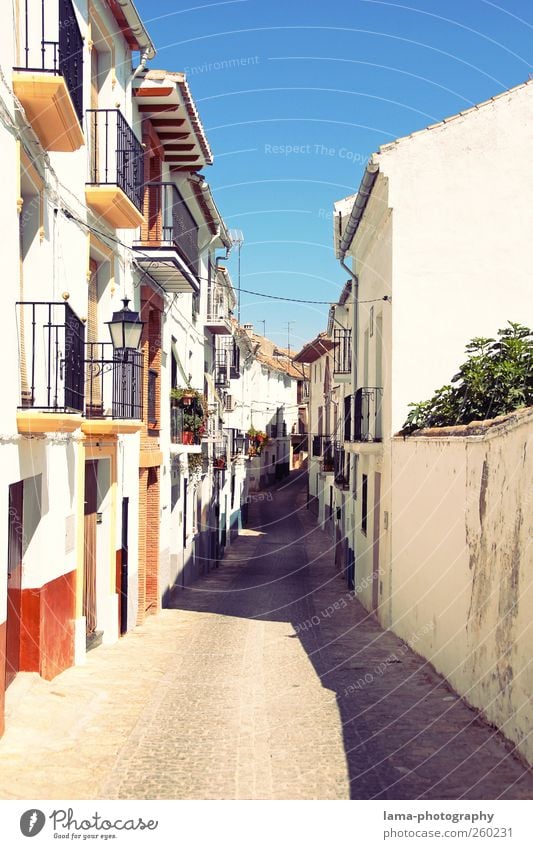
390 409 533 763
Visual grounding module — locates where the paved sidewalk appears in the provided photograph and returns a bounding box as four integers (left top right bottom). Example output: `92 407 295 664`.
0 470 531 799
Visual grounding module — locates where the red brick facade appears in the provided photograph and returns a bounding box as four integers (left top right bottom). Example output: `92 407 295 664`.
137 284 163 623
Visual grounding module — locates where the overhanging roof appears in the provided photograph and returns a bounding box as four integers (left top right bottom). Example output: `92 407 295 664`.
293 335 335 364
134 248 199 294
133 70 213 170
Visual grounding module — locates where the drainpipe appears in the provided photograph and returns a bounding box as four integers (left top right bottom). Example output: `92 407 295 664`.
132 49 152 80
336 156 379 425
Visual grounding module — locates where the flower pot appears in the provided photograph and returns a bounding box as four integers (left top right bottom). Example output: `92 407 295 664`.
182 430 194 445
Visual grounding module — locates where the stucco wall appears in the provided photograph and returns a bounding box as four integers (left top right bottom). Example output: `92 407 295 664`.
384 82 533 433
390 409 533 763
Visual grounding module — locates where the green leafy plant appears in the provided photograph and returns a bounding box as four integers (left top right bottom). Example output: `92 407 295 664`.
171 387 207 430
401 322 533 434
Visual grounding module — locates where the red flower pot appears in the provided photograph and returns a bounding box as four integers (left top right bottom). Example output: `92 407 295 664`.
182 430 194 445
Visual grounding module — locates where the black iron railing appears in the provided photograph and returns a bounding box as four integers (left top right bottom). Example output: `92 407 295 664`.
87 109 144 211
16 301 85 412
15 0 83 122
137 182 199 275
344 394 352 442
354 387 383 442
334 442 349 489
215 347 229 387
312 434 333 467
230 338 240 378
334 328 352 374
85 343 143 420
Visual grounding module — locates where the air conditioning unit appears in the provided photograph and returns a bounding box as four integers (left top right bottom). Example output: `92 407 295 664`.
225 394 235 412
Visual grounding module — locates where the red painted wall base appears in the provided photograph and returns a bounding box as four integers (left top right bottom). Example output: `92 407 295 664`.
20 570 76 681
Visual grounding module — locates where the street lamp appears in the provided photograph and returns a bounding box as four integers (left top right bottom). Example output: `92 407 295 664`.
106 298 144 351
234 432 245 454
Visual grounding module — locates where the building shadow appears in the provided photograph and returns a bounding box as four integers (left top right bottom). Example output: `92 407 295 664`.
167 469 533 801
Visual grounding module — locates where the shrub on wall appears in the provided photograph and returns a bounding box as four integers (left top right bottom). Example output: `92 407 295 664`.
402 322 533 434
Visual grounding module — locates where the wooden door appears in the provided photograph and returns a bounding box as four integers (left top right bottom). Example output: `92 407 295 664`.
83 461 98 636
372 472 381 610
6 481 24 688
119 497 128 635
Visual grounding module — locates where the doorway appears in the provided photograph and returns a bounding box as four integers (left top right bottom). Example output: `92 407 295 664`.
372 472 381 611
120 497 129 635
6 482 24 688
83 460 98 649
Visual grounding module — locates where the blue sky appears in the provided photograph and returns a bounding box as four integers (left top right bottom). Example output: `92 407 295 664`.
134 0 533 351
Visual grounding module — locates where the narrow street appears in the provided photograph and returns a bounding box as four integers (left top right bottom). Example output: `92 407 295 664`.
0 470 531 801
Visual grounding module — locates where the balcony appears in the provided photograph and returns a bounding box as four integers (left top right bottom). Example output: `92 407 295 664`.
86 109 144 229
134 182 200 293
334 442 350 490
205 285 232 335
343 394 352 442
311 434 334 472
15 301 84 433
333 328 352 383
353 387 383 442
13 0 84 152
214 348 230 389
15 302 143 435
170 405 202 449
82 343 143 435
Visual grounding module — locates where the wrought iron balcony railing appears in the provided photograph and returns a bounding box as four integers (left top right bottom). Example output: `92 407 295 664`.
137 182 199 275
215 348 230 387
343 393 352 442
14 0 84 122
170 405 202 445
85 343 143 421
86 109 144 211
312 434 333 470
334 442 349 489
333 328 352 375
16 301 85 413
354 387 383 442
16 303 143 421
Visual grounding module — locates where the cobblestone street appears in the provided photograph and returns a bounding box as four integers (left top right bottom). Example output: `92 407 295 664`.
0 470 532 800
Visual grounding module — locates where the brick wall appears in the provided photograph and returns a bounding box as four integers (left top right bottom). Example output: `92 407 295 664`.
137 284 163 623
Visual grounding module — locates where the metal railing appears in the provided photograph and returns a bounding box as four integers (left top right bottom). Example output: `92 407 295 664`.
16 301 85 412
86 109 144 211
334 442 349 489
312 434 333 467
215 348 229 387
354 387 383 442
85 343 143 420
343 394 352 442
207 283 231 324
333 328 352 374
15 0 84 122
137 182 199 275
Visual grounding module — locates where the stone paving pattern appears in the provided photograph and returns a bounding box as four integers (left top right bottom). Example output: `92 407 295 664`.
0 471 532 799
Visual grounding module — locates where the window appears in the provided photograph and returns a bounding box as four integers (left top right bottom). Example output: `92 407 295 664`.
361 474 368 535
352 455 358 498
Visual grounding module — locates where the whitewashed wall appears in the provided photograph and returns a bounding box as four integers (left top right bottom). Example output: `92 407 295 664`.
390 410 533 764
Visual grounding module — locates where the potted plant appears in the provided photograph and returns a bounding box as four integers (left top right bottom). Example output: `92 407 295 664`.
247 427 268 456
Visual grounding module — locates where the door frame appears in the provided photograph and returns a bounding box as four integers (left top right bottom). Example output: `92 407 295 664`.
6 481 24 688
372 472 381 611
